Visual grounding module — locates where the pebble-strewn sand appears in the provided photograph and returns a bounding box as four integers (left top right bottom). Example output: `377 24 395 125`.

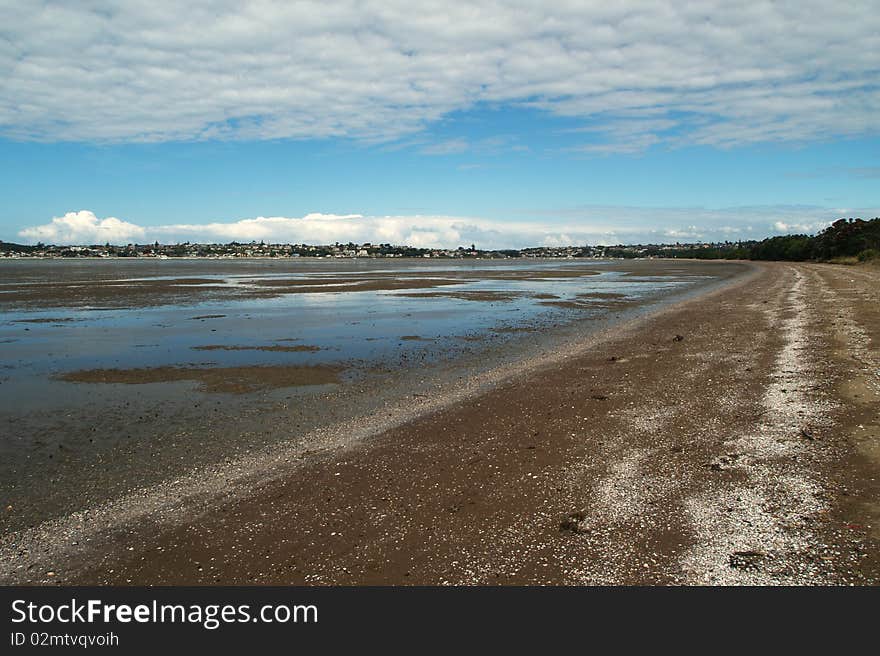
2 261 877 585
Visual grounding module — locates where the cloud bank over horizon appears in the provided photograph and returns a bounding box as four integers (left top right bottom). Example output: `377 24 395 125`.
16 208 876 249
1 2 878 152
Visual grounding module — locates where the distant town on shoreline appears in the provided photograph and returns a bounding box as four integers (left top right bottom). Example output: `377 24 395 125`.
0 239 733 260
2 217 878 263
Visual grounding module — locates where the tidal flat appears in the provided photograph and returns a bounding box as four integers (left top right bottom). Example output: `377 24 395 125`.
0 257 742 534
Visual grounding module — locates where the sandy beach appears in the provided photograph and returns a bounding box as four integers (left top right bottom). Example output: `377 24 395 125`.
1 260 877 585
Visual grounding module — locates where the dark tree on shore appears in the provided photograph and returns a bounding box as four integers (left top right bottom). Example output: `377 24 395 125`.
648 217 880 262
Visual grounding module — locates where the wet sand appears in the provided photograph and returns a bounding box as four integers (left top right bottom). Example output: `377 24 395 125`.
2 261 877 585
56 364 343 394
191 344 323 353
0 260 603 309
1 257 738 533
396 290 529 302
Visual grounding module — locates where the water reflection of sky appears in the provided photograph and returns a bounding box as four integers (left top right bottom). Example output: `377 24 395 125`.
0 261 715 407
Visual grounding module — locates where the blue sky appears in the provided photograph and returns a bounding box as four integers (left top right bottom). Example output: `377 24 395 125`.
2 2 878 248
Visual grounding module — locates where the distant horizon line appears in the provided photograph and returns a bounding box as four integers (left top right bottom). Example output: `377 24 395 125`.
0 238 807 251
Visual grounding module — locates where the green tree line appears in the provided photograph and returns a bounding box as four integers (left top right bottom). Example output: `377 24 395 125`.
646 217 880 262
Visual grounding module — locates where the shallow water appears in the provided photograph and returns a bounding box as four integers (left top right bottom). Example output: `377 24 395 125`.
1 258 706 388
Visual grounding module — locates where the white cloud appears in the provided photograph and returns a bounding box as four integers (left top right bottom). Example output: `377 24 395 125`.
420 138 470 155
17 206 879 248
1 2 877 149
18 210 146 244
663 226 704 240
773 220 830 234
541 234 574 247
